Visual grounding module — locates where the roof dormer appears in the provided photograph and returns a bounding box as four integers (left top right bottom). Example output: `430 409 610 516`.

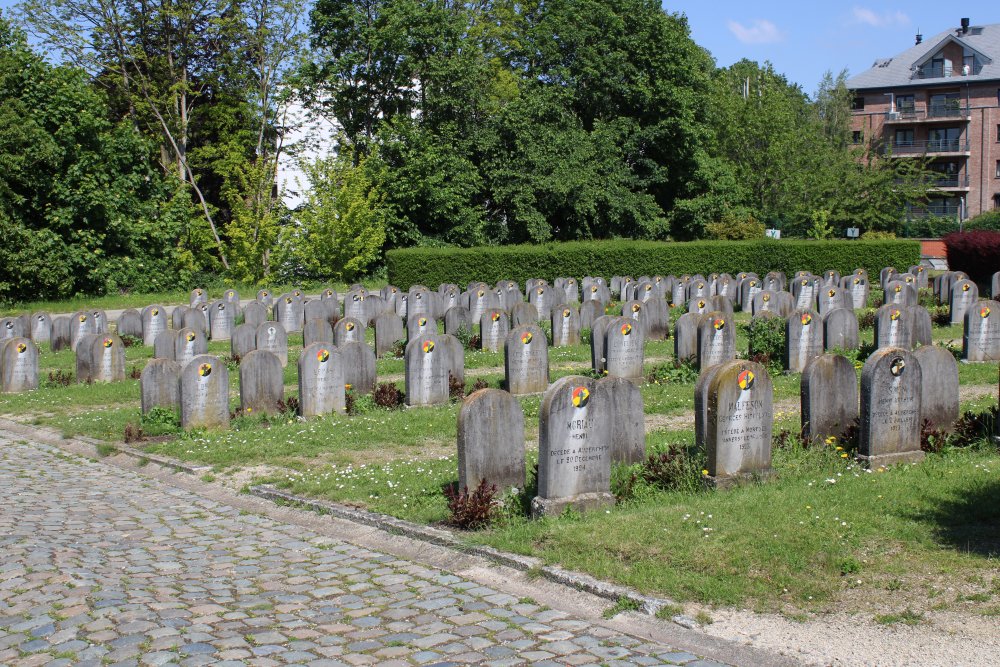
911 34 992 79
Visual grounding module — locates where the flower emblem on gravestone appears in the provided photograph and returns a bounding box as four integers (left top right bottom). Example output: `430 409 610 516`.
894 285 902 293
476 290 485 298
152 308 159 316
591 286 598 293
262 291 268 297
905 277 913 284
697 283 704 289
963 283 971 292
185 332 196 342
738 369 755 391
633 303 642 313
561 309 570 318
198 363 212 377
79 315 87 323
645 284 652 292
890 357 905 377
492 311 502 322
537 288 544 295
762 293 771 302
890 309 901 321
713 318 725 331
572 386 590 408
521 331 533 345
294 291 302 297
4 322 11 330
828 289 836 297
801 313 812 326
346 321 356 331
749 280 757 287
227 291 234 298
918 267 924 273
422 340 435 353
326 290 332 297
697 300 705 309
196 289 203 295
801 280 808 286
286 297 293 304
16 343 26 354
317 349 330 363
980 305 991 318
621 323 633 336
102 338 113 348
415 318 426 328
854 278 861 285
217 303 225 310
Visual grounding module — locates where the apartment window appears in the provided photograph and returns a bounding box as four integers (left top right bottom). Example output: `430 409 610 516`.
851 96 865 110
896 95 915 112
996 124 1000 142
996 160 1000 178
994 194 1000 210
852 131 863 144
895 129 914 146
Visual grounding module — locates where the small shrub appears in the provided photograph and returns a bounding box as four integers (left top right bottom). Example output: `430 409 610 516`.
388 339 405 358
277 396 300 418
128 365 142 380
445 478 498 530
856 309 876 330
454 324 474 350
372 382 404 409
930 306 950 327
919 419 948 454
223 353 241 371
952 405 998 448
141 407 180 435
838 417 861 454
345 388 357 415
646 359 698 384
120 335 143 348
467 377 489 395
604 301 620 316
615 445 700 500
742 317 785 367
45 370 74 387
704 212 765 240
855 341 876 363
123 422 144 443
861 230 896 240
773 425 809 450
449 373 466 401
944 230 1000 285
467 334 481 350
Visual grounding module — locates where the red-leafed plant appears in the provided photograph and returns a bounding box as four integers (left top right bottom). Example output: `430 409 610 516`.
943 230 1000 285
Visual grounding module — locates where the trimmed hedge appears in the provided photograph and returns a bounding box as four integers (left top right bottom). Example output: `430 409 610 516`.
386 240 921 290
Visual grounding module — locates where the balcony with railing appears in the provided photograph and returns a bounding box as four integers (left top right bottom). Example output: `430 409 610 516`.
904 201 961 220
882 139 970 156
895 174 970 189
883 104 971 122
912 62 983 79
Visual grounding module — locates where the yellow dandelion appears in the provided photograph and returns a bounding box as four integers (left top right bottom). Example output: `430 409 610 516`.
825 436 837 445
840 452 848 458
835 446 843 451
701 469 709 476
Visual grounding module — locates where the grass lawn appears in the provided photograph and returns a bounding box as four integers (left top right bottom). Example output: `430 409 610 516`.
1 285 997 619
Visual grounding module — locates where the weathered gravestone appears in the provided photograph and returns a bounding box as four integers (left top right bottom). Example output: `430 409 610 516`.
276 295 304 333
909 306 933 347
189 288 208 306
817 286 850 316
222 289 240 309
405 334 452 406
303 299 328 327
874 305 913 349
457 389 526 491
90 310 108 334
298 343 346 417
256 322 288 368
88 335 126 383
910 265 929 288
208 301 235 341
1 338 39 393
697 311 735 372
406 314 435 342
74 334 98 382
339 341 377 395
180 355 229 429
792 278 818 311
243 301 268 329
373 313 405 357
331 317 364 347
231 323 258 359
550 305 580 347
141 305 168 347
963 301 1000 362
751 291 780 317
912 345 959 431
29 312 51 346
444 306 471 336
117 309 143 339
858 348 923 467
153 330 177 360
532 376 614 517
239 350 283 415
885 280 917 307
172 306 190 331
140 359 181 414
69 312 96 351
841 275 869 310
480 309 510 352
590 315 610 373
304 318 334 348
674 312 699 362
739 279 762 312
256 289 274 308
597 376 644 464
950 279 979 325
823 308 860 351
184 305 209 334
579 300 603 331
504 325 548 395
695 359 773 487
50 317 70 352
510 302 539 328
785 310 823 373
605 317 645 381
175 328 208 367
528 286 553 321
801 354 858 443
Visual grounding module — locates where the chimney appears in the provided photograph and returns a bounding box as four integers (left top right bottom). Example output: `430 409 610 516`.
915 31 923 45
961 17 970 34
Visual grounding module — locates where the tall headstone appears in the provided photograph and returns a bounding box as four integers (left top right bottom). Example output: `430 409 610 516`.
444 306 471 336
550 305 580 347
180 355 229 430
304 318 335 348
406 314 435 342
243 301 269 329
858 348 923 467
604 317 645 381
801 354 858 444
510 302 539 328
841 275 869 310
208 300 235 341
405 334 451 406
174 328 207 367
784 310 823 373
183 305 208 334
339 341 377 394
189 288 208 307
256 288 274 308
913 345 959 432
374 312 405 357
140 359 181 414
69 311 96 352
117 309 143 339
674 312 699 362
50 317 71 352
154 330 178 360
874 305 913 350
480 309 510 352
231 323 258 358
172 305 190 331
909 305 934 347
823 308 860 351
334 317 365 347
528 286 553 321
239 350 284 415
89 335 126 383
697 311 736 372
256 322 288 368
504 325 548 395
1 338 39 393
298 343 346 417
276 295 304 333
579 300 603 331
141 305 168 347
695 360 772 487
457 389 526 491
28 312 52 346
963 301 1000 362
950 279 979 325
597 376 644 464
532 376 614 517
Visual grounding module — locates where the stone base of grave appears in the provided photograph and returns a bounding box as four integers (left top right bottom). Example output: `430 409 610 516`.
703 470 774 490
530 492 615 519
856 450 926 469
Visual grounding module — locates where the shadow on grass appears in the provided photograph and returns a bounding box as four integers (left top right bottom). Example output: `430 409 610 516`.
905 479 1000 558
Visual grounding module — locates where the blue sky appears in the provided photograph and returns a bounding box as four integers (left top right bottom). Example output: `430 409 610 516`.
677 1 998 95
0 0 995 97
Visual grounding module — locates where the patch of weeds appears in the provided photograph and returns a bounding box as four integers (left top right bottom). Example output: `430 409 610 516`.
526 565 544 580
119 335 143 348
201 474 216 483
957 592 991 603
95 443 117 457
518 597 538 605
694 610 714 625
602 596 641 619
885 579 904 591
874 609 924 626
123 421 144 443
654 603 684 620
387 339 405 359
44 369 74 387
141 407 180 436
448 372 466 402
445 479 498 530
466 377 489 395
646 359 698 385
128 365 142 380
222 353 241 371
837 557 862 575
741 317 784 372
372 382 404 409
276 396 300 419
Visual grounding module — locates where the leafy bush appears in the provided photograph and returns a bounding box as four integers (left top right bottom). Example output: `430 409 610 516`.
943 230 1000 285
120 335 143 348
44 370 74 387
372 382 404 409
646 359 699 384
742 317 785 366
386 240 920 289
449 373 465 401
964 209 1000 232
861 230 896 240
704 212 765 240
467 377 489 395
445 479 499 530
614 444 703 500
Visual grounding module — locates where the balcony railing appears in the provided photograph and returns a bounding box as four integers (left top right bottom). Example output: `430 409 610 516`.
904 202 961 219
913 63 983 79
895 175 970 188
883 139 970 155
884 104 970 121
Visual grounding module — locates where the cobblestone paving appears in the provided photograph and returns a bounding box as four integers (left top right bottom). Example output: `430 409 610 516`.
0 436 729 667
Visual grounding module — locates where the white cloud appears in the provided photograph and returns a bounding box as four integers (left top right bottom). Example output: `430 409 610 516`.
851 7 909 28
727 19 784 45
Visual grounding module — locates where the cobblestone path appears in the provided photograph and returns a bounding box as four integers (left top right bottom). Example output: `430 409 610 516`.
0 435 729 667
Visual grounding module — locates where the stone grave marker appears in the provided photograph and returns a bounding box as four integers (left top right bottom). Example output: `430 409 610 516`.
171 306 190 331
69 311 96 351
822 269 841 285
208 300 234 341
674 312 699 362
817 286 850 316
153 330 177 360
908 305 933 347
528 286 553 321
29 312 52 346
339 341 377 394
605 317 645 381
239 350 283 415
256 288 274 308
823 308 860 351
579 300 603 331
444 306 471 336
231 323 257 358
407 288 436 321
590 315 611 373
276 295 304 333
1 338 39 393
550 305 580 347
792 277 819 311
751 290 781 317
334 317 366 347
910 265 929 288
255 322 288 368
885 280 917 307
457 389 526 491
879 267 898 290
695 359 773 487
913 345 959 431
801 354 858 443
50 316 71 352
304 318 335 348
874 305 913 349
180 355 229 430
597 376 644 464
89 334 126 383
406 313 435 342
117 309 143 339
697 311 735 372
505 325 548 395
189 288 208 306
481 309 510 352
298 343 346 417
140 359 181 414
962 301 1000 362
841 275 869 310
373 312 405 357
950 279 979 325
75 333 98 382
785 309 823 373
739 278 762 312
174 328 208 367
223 288 240 309
303 299 328 326
858 348 923 467
688 297 709 316
532 376 614 517
405 334 451 406
141 305 168 347
510 302 538 328
243 301 268 328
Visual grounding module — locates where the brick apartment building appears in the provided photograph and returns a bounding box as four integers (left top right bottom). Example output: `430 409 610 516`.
848 18 1000 223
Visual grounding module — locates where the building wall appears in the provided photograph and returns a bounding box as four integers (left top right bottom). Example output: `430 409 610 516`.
851 82 1000 219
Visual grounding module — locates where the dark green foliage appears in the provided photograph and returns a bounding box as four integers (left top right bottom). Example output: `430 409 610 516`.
646 359 699 385
943 231 1000 285
742 317 786 369
964 210 1000 232
387 239 919 290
